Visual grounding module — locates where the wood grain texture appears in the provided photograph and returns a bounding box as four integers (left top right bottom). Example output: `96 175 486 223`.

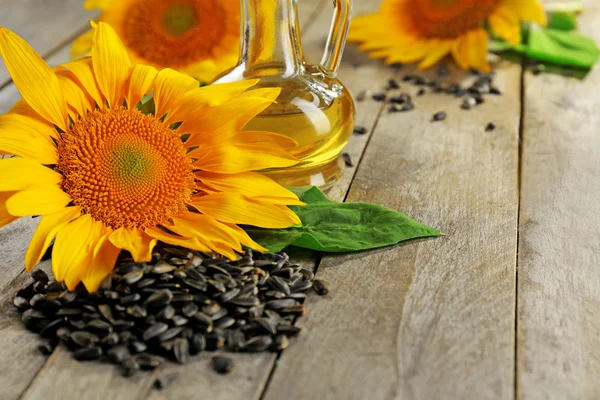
0 0 96 87
517 1 600 399
263 4 521 397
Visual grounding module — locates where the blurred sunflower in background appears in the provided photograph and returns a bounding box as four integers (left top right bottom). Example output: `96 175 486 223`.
72 0 240 83
348 0 547 72
0 22 302 292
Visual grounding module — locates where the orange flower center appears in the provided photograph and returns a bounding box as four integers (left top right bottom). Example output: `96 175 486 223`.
57 108 196 229
121 0 240 69
406 0 502 38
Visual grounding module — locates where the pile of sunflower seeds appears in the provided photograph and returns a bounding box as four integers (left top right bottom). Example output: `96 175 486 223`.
13 247 329 378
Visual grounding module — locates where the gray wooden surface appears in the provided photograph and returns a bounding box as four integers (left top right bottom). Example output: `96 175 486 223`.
0 0 599 399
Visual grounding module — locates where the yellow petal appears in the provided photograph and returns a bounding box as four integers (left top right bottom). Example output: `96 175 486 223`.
91 22 131 108
63 57 104 108
178 96 278 139
172 213 243 252
504 0 548 26
109 227 157 262
25 206 81 271
6 185 72 216
195 171 303 205
56 70 91 118
0 27 68 131
489 4 522 45
70 29 93 59
0 128 57 164
452 29 491 73
221 221 268 253
126 64 158 109
0 112 58 143
82 232 121 292
190 193 300 228
153 68 199 120
418 40 454 70
84 0 111 10
0 191 18 228
145 226 213 253
52 214 99 289
192 144 298 173
0 158 62 191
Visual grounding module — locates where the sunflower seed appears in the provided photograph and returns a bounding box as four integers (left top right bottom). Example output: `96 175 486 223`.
101 332 120 346
154 373 179 390
172 315 189 326
123 269 144 285
71 331 99 347
206 331 226 351
120 293 141 305
432 112 447 122
214 316 236 329
243 335 272 352
190 333 206 354
107 345 130 364
181 302 198 317
273 334 289 350
156 305 176 320
143 322 169 341
372 93 387 102
313 279 330 296
486 122 497 132
31 269 49 283
158 326 185 342
129 341 148 354
37 342 55 355
86 319 113 335
136 353 163 370
13 296 30 311
173 338 189 364
56 326 71 341
97 304 115 323
152 262 177 274
229 296 260 307
145 289 173 308
73 346 103 361
211 356 234 374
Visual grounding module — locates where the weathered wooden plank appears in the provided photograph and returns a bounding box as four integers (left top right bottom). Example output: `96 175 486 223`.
263 9 521 400
0 0 96 87
517 1 600 399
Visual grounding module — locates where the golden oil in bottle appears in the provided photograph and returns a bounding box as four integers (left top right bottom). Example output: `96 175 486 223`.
242 77 355 189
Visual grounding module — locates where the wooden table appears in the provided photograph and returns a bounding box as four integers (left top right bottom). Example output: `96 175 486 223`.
1 0 599 399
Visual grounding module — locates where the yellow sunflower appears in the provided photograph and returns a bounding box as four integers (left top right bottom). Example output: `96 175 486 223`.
72 0 240 83
348 0 548 72
0 22 303 292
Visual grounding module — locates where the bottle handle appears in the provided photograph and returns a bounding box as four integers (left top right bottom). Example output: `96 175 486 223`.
320 0 353 77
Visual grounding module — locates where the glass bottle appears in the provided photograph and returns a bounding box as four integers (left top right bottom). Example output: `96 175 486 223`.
214 0 355 189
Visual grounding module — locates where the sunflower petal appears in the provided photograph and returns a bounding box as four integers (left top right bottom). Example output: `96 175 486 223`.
0 128 58 164
109 227 157 262
0 112 58 143
127 64 158 109
504 0 548 26
221 221 268 253
52 214 100 289
0 191 18 228
192 144 298 173
25 206 82 271
179 96 278 138
0 158 62 191
71 29 93 58
81 232 121 292
172 213 243 252
0 27 68 130
418 40 454 70
57 70 91 118
145 227 213 253
63 57 104 108
153 68 198 120
489 4 521 45
91 22 131 108
195 171 303 205
190 193 300 228
6 185 72 216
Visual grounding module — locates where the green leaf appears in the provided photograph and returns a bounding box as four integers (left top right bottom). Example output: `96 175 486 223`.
245 187 442 253
526 26 600 69
547 12 578 31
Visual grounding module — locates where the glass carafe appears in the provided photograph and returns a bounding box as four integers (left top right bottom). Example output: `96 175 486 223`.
214 0 355 189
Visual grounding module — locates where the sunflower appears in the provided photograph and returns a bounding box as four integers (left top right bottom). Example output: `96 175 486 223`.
72 0 240 83
0 22 303 292
348 0 547 72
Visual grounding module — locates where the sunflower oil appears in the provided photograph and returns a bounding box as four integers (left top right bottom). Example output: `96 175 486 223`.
242 77 355 189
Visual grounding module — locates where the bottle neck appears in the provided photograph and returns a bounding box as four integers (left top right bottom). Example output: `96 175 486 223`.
239 0 303 77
